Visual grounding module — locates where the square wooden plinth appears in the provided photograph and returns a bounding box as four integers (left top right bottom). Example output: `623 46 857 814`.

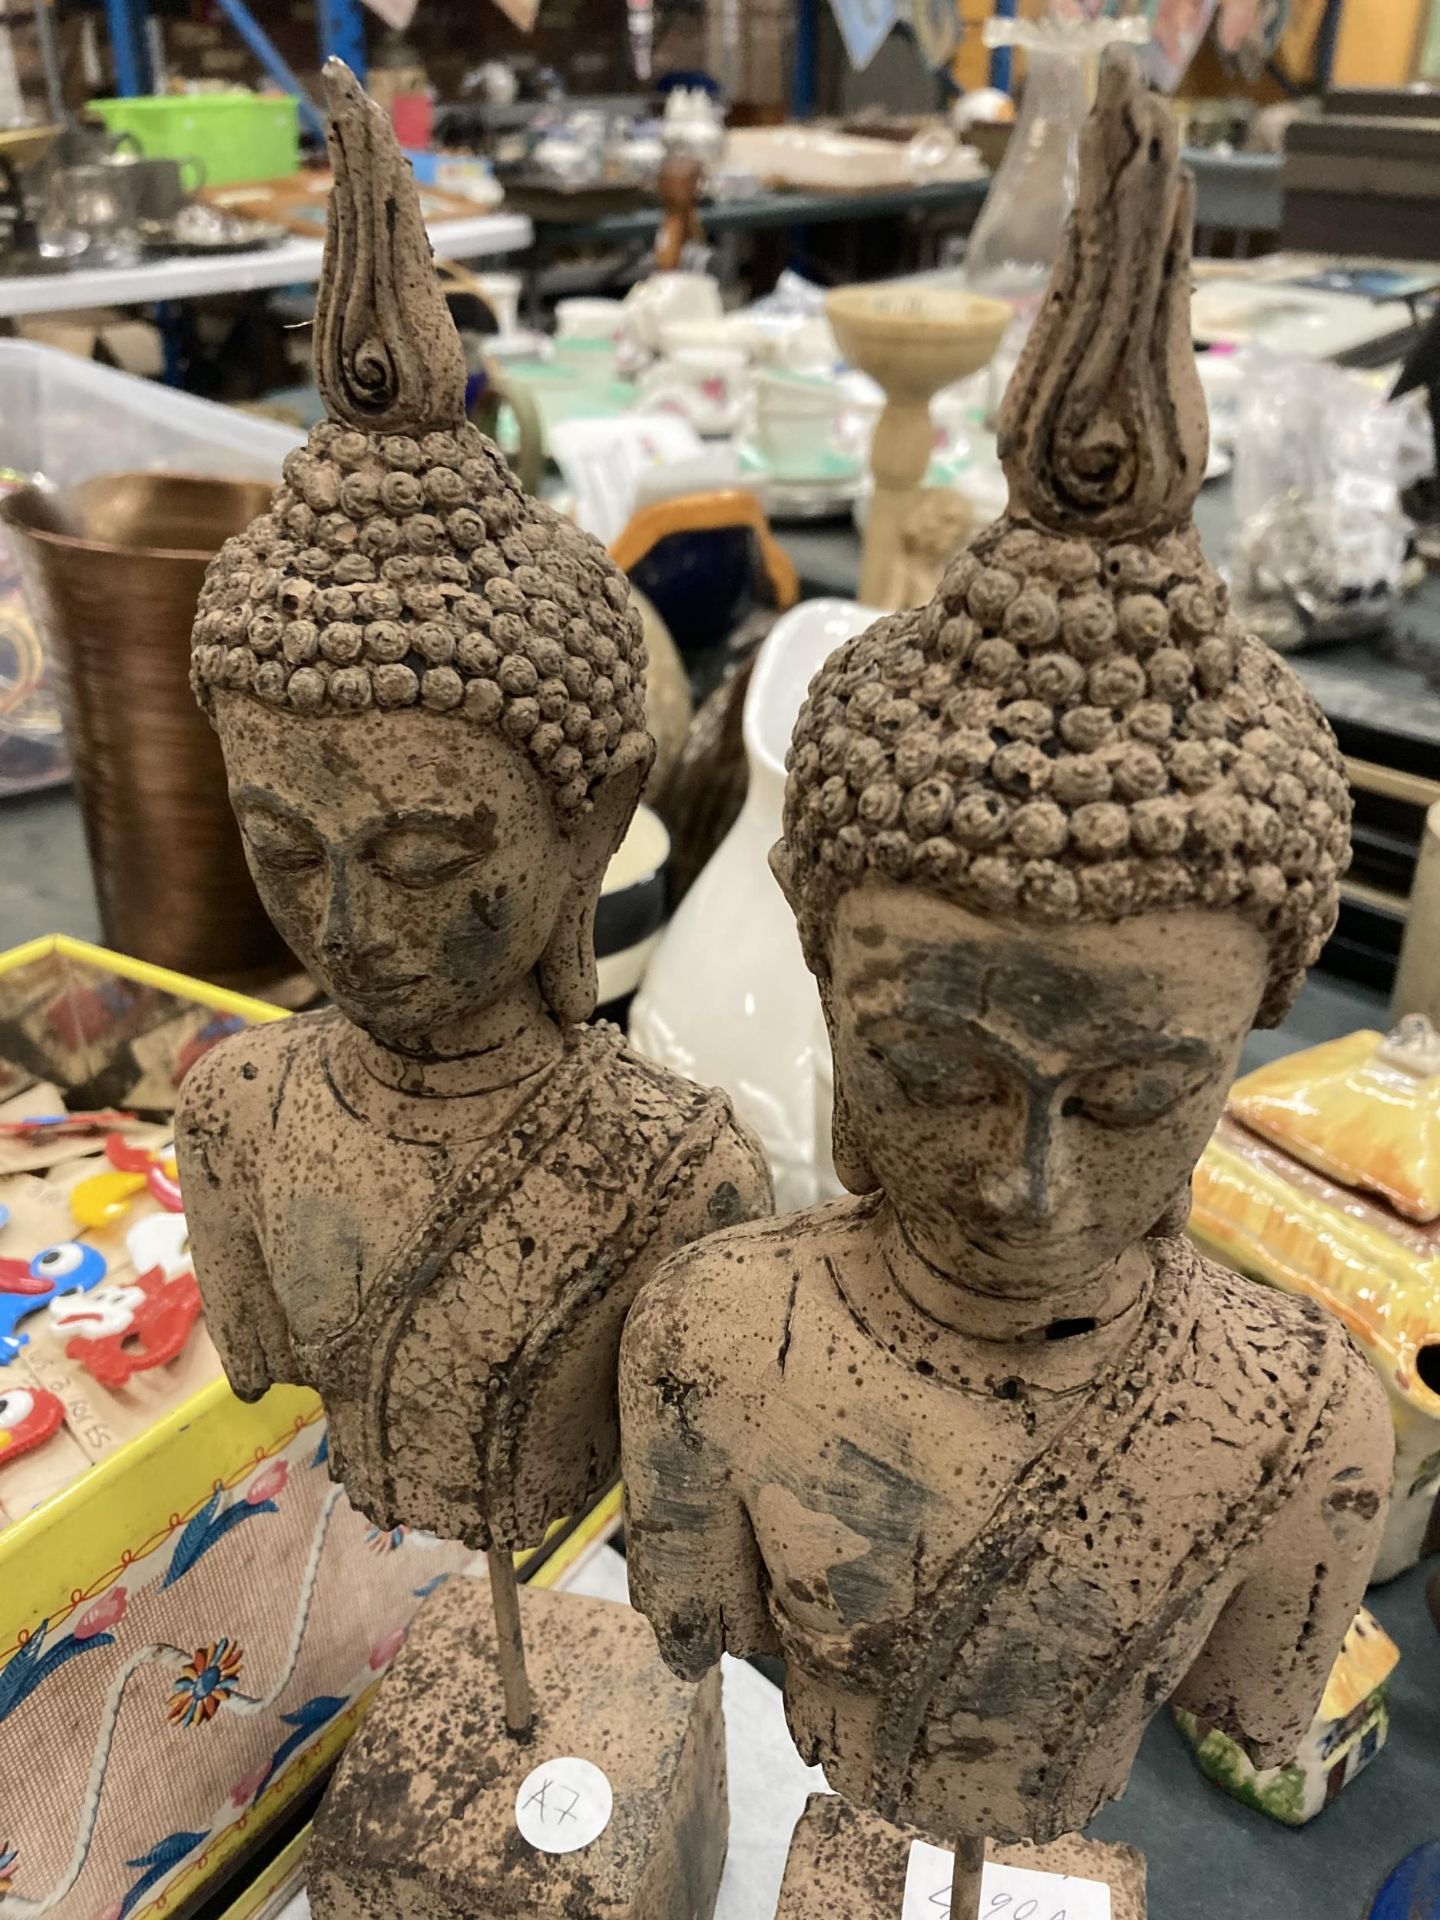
775 1795 1146 1920
308 1580 727 1920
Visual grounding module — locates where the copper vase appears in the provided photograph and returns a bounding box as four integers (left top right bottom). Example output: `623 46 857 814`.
1 472 289 985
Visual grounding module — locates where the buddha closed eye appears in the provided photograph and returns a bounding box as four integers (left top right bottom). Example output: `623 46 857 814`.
235 795 501 888
236 804 324 874
369 825 496 890
857 1026 1213 1127
240 811 500 895
1066 1056 1216 1128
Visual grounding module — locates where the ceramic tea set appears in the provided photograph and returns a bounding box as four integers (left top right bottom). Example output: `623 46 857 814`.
532 270 895 518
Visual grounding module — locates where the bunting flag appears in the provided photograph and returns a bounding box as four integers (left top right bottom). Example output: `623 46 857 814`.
1141 0 1220 91
829 0 901 71
1215 0 1290 74
359 0 419 29
911 0 959 70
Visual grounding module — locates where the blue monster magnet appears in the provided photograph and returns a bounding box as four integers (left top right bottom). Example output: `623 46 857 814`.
0 1242 108 1364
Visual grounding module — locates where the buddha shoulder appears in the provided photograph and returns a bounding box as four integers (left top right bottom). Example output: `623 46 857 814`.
575 1024 774 1228
1175 1237 1391 1469
175 1008 339 1184
623 1199 850 1382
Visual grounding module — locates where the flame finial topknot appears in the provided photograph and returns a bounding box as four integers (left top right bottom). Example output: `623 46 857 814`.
312 59 468 437
997 47 1208 540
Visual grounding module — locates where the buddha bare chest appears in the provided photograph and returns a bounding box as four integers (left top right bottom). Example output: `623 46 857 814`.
733 1298 1274 1841
250 1091 642 1545
746 1364 1058 1648
255 1131 545 1358
737 1265 1258 1667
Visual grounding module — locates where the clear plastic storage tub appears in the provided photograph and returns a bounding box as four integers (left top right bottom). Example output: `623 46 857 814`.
0 342 300 797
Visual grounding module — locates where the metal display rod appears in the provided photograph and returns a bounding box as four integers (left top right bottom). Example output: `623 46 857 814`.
32 0 65 121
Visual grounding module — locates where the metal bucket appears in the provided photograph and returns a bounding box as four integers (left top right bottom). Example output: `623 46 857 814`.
0 471 289 985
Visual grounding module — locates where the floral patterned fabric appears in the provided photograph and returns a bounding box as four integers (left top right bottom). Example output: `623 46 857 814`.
0 1420 468 1920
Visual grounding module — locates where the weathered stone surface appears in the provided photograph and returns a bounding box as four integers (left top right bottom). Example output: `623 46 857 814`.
774 1797 1146 1920
178 996 768 1549
778 54 1348 1029
312 58 468 439
618 46 1392 1889
175 61 757 1920
309 1580 728 1920
174 61 772 1557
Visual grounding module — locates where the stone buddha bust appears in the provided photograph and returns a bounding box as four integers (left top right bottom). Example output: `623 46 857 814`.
175 65 770 1554
619 52 1391 1883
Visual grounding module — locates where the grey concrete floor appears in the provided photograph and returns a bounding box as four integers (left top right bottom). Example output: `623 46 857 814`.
1 784 100 947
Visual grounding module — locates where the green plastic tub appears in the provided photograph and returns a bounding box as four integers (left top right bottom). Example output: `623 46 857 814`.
87 92 300 187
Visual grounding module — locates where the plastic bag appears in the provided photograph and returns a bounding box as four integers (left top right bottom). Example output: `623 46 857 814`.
1229 350 1431 650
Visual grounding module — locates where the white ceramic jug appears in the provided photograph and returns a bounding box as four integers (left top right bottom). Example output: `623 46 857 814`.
630 597 877 1214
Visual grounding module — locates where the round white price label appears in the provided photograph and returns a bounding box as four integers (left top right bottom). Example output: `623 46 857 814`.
514 1757 613 1854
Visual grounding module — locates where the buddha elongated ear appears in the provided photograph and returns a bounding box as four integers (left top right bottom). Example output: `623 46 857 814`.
817 982 879 1195
769 838 828 980
772 838 874 1185
538 746 649 1025
769 838 796 907
831 1077 879 1196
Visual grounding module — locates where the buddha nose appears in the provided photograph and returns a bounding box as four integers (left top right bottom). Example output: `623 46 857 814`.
974 1087 1067 1237
319 859 354 960
319 858 394 969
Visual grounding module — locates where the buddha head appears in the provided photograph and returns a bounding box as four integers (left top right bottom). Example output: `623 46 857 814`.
190 64 651 1050
773 53 1350 1295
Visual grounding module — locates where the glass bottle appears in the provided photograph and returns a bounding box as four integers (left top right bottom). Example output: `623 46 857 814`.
963 14 1149 303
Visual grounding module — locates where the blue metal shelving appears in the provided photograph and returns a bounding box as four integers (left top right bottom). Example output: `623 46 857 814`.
989 0 1017 93
100 0 366 114
103 0 152 96
317 0 367 82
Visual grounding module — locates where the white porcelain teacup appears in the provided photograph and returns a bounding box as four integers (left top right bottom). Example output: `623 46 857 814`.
622 272 725 354
655 316 738 358
637 345 749 435
753 368 845 479
555 296 628 341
